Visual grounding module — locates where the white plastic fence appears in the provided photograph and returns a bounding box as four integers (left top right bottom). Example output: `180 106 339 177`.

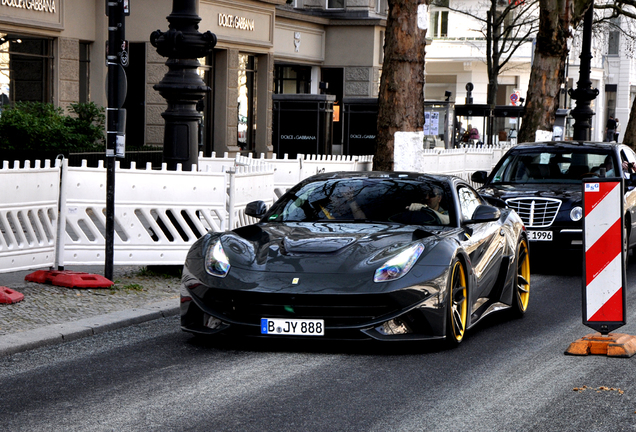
59 160 227 267
228 164 276 230
205 152 375 199
300 154 374 179
197 151 236 173
0 143 508 275
0 160 60 272
394 131 511 185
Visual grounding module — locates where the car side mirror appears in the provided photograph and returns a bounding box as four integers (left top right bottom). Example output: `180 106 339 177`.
245 200 268 218
470 204 501 223
471 171 488 184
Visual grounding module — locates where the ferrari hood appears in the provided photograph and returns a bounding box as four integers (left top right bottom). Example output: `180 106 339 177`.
219 222 441 274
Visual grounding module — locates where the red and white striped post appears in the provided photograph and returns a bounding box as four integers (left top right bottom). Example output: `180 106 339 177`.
566 178 636 357
582 179 625 333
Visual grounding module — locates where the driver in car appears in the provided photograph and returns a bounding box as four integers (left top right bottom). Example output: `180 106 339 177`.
406 185 450 225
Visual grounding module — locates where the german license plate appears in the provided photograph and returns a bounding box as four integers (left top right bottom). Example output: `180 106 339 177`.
528 230 552 241
261 318 324 336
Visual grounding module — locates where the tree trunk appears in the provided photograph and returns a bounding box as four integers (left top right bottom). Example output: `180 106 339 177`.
373 0 428 171
486 6 500 109
623 99 636 150
518 0 575 143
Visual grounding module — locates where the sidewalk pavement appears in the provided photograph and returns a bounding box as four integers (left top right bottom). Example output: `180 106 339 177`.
0 265 181 358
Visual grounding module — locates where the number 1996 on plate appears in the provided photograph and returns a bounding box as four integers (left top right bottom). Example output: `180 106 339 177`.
261 318 324 336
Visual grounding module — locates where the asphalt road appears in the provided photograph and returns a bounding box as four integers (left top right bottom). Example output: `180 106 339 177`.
2 260 636 431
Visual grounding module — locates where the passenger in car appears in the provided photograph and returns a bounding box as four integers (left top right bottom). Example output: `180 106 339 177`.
601 155 616 177
567 164 590 179
548 160 564 178
513 156 533 181
621 160 636 173
526 163 545 180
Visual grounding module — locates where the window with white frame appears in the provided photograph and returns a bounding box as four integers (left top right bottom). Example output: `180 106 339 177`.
376 0 387 14
430 10 449 38
327 0 344 9
429 0 449 38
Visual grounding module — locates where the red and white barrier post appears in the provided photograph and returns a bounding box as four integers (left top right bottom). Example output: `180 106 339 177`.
566 178 636 357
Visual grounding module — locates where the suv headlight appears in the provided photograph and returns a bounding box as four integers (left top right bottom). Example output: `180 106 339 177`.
570 206 583 221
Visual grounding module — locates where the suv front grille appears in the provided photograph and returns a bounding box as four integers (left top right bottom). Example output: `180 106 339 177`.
505 198 562 228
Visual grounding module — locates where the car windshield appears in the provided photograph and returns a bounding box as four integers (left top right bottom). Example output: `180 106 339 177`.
265 177 455 226
490 149 614 184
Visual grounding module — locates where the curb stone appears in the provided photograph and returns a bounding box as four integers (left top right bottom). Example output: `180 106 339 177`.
0 299 179 358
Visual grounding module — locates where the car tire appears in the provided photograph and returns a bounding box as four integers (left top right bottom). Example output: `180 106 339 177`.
445 259 468 346
511 236 530 318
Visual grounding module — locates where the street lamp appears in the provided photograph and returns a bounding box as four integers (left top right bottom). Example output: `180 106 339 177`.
568 2 599 141
150 0 217 171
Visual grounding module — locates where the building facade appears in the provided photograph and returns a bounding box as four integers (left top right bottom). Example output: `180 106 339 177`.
425 1 632 144
1 0 626 155
0 0 386 158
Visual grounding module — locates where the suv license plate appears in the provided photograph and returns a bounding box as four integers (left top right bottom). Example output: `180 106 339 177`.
261 318 324 336
529 230 552 241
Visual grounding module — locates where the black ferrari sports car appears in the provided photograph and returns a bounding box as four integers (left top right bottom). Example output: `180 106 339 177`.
180 172 530 345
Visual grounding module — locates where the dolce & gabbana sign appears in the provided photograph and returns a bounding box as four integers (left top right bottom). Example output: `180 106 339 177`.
0 0 62 29
1 0 56 13
218 13 254 31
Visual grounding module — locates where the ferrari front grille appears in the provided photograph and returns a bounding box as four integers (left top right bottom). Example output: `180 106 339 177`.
505 197 561 228
198 289 425 328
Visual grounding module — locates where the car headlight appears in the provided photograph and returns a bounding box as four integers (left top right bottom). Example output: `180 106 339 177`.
570 206 583 222
374 243 424 283
205 239 231 277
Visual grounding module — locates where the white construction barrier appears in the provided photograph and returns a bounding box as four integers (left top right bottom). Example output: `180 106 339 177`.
264 154 303 199
394 131 512 184
0 160 61 274
300 154 359 179
227 164 276 230
353 155 374 172
60 160 227 266
0 143 508 274
230 153 373 199
197 151 235 173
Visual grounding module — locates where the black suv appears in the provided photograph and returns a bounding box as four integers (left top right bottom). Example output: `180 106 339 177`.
471 141 636 255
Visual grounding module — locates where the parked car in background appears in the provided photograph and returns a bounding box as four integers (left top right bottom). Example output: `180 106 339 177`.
472 141 636 258
181 172 529 346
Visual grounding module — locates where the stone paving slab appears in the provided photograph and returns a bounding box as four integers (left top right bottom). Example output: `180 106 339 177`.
0 266 181 357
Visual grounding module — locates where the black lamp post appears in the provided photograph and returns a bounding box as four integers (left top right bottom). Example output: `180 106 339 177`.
568 2 599 141
150 0 217 171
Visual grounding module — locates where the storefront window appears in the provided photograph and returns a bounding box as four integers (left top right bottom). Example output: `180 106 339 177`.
238 54 257 152
274 65 311 94
0 33 53 106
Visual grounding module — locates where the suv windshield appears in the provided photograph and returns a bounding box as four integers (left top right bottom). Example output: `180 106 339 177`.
490 150 614 184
